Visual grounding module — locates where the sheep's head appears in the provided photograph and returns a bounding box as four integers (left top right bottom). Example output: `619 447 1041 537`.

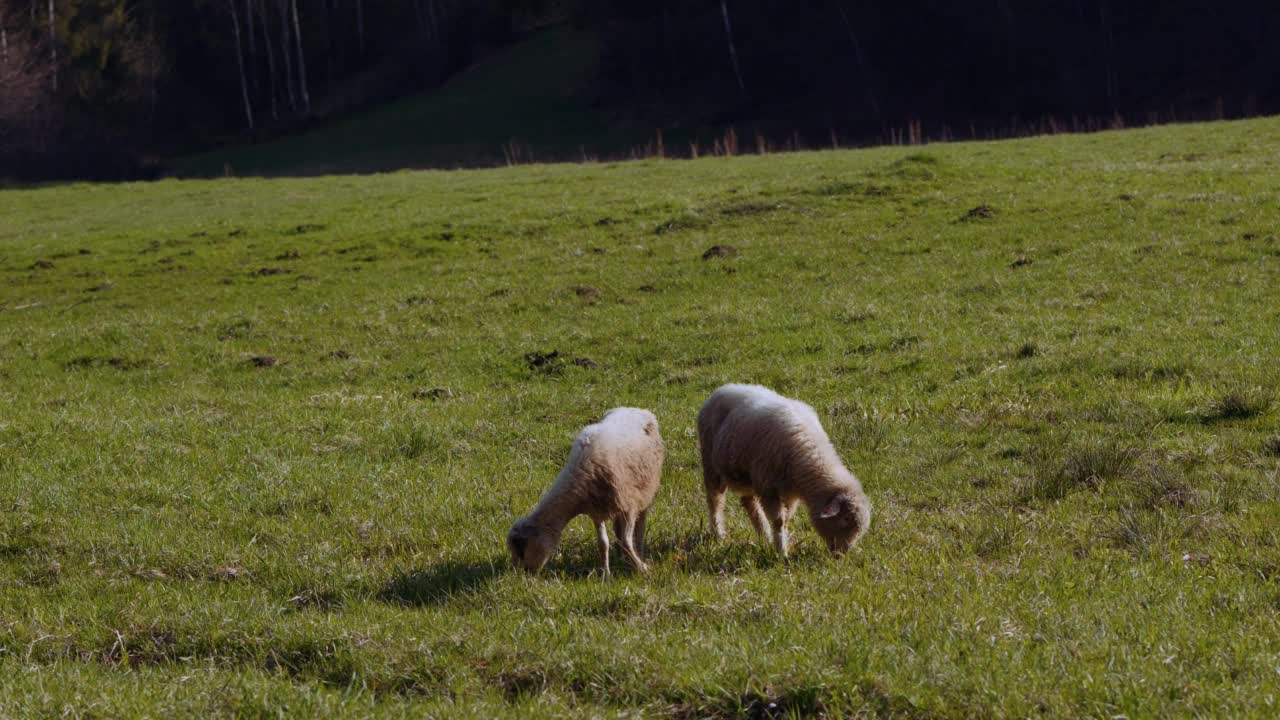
811 489 871 556
507 518 559 572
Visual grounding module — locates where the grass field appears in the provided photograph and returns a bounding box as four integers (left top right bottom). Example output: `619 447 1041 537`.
3 117 1280 718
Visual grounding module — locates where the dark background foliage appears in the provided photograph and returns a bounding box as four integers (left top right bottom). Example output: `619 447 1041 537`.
2 0 1277 178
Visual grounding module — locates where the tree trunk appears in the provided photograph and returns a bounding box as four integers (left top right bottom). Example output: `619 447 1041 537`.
244 0 258 97
719 0 746 99
412 0 427 43
355 0 365 54
833 0 880 120
289 0 310 114
46 0 55 92
1098 0 1116 111
426 0 441 45
277 0 297 113
258 0 279 119
228 0 255 130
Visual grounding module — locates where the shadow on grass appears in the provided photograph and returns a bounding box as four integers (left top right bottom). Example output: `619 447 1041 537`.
377 532 831 607
378 560 503 607
646 531 830 575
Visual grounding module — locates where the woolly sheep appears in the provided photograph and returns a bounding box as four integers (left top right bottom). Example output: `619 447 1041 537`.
697 384 871 556
508 408 664 576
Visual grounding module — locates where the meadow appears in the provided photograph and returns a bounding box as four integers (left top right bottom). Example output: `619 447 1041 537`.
2 117 1279 718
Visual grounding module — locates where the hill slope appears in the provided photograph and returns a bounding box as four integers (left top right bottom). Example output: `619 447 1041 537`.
171 27 631 177
4 119 1280 717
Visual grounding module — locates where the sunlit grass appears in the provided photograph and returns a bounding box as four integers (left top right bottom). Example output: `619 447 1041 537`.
2 117 1279 717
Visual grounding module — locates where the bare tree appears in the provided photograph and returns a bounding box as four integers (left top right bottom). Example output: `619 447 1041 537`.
257 0 279 119
719 0 746 99
276 0 298 113
244 0 257 97
355 0 364 54
0 7 53 152
45 0 54 91
228 0 254 129
832 0 880 120
289 0 309 113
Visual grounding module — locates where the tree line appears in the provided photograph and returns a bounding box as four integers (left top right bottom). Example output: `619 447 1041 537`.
2 0 1278 179
592 0 1280 139
0 0 529 178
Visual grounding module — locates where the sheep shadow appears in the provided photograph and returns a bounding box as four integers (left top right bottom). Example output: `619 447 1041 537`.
378 560 503 608
645 531 829 575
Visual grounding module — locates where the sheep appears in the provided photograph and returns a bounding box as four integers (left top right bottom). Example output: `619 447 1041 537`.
697 384 870 557
508 407 664 576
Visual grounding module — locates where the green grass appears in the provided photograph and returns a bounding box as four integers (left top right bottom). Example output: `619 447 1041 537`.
172 27 642 178
4 117 1280 717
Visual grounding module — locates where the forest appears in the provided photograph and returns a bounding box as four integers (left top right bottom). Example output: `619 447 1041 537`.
2 0 1278 179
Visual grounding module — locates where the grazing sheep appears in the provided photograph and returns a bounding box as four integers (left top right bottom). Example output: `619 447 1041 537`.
508 408 664 576
698 384 870 556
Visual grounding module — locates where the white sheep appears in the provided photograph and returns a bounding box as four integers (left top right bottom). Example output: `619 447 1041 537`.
508 407 664 576
697 384 871 556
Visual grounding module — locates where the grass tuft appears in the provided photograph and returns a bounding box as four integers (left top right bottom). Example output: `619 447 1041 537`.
1262 436 1280 457
1019 437 1141 501
1200 387 1273 423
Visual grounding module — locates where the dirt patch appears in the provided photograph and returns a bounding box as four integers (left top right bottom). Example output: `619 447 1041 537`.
523 350 595 375
962 204 996 221
524 350 561 371
65 356 147 371
702 245 738 260
252 267 290 277
572 285 602 303
284 224 325 235
250 356 278 368
719 201 782 217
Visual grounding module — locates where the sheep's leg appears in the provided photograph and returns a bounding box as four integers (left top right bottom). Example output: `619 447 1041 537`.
596 521 611 577
616 515 649 573
705 477 728 539
761 495 789 557
634 510 648 556
739 495 773 543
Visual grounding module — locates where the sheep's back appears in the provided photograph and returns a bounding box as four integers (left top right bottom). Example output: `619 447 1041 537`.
702 388 837 495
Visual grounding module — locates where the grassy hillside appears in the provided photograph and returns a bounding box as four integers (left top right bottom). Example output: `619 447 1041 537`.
172 27 632 178
3 118 1280 717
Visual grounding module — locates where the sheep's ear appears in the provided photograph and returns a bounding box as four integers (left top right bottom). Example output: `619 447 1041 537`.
817 496 844 519
509 535 527 557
